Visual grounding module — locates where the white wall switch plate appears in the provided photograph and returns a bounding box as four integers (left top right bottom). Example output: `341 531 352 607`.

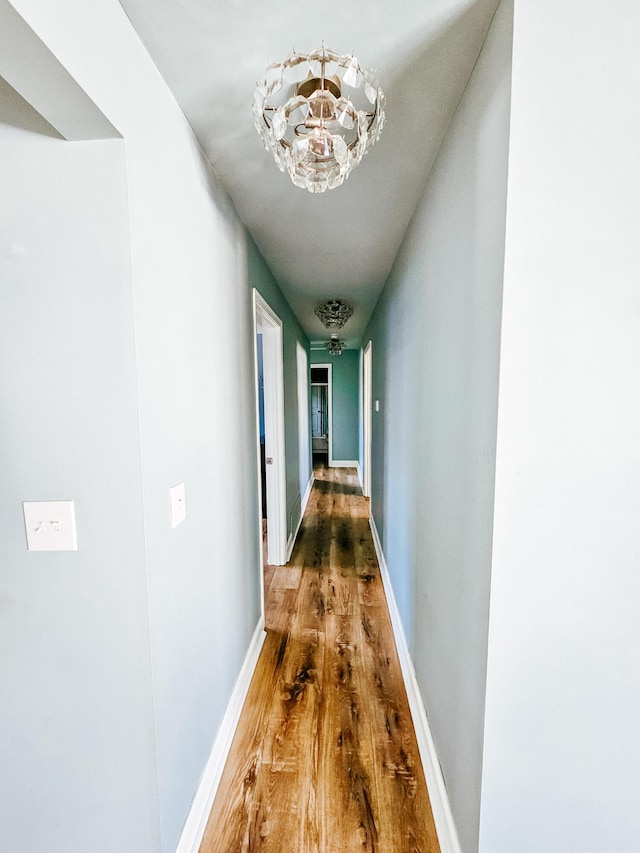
375 399 380 412
170 482 186 528
23 500 78 551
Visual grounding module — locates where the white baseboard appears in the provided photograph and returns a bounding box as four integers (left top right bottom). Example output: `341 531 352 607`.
356 461 363 489
175 618 266 853
286 474 314 562
369 516 462 853
329 459 359 468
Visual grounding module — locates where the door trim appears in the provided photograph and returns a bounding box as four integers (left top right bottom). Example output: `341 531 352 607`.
363 341 372 498
311 362 333 465
253 290 287 570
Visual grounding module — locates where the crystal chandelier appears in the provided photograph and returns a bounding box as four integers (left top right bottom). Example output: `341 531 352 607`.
326 335 347 356
314 299 354 329
253 45 385 193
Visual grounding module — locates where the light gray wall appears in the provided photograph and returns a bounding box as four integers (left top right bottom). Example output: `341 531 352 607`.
1 2 308 851
361 3 513 850
74 7 264 845
310 349 359 462
0 79 159 851
480 1 640 850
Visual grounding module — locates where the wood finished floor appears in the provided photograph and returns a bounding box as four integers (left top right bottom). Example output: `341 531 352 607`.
200 466 440 853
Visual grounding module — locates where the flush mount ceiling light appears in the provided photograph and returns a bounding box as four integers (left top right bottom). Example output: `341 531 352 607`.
253 45 385 193
326 334 347 356
314 299 354 329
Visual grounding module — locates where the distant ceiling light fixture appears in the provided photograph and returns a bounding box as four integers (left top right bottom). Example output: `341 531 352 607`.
253 45 385 193
314 299 354 329
326 334 347 356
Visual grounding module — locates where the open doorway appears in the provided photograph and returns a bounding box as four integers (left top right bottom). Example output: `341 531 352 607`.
296 342 311 493
363 341 372 499
253 291 287 592
311 364 332 469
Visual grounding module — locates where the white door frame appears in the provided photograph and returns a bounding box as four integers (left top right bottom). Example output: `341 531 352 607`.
363 341 372 498
296 342 311 492
253 289 287 568
311 362 333 465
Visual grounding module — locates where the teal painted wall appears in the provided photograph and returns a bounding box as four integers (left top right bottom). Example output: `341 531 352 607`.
310 349 359 462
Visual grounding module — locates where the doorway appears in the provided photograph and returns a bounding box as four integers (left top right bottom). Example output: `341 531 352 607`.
253 290 287 577
311 364 332 467
363 341 372 498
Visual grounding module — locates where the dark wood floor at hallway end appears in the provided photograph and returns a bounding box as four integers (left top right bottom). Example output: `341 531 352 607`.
200 465 441 852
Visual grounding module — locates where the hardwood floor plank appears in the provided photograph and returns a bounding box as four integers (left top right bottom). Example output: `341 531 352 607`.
200 631 289 852
264 586 298 636
270 565 302 590
319 611 381 852
251 627 323 852
199 467 440 853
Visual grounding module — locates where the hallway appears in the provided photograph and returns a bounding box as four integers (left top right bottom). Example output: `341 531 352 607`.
200 467 440 852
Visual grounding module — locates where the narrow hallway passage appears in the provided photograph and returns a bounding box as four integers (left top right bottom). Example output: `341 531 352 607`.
200 467 440 852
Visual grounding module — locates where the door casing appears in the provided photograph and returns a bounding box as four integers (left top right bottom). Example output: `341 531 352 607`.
311 362 333 464
253 290 287 573
363 341 372 499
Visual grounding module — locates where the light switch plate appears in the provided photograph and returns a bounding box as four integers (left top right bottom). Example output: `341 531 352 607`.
170 482 186 528
23 500 78 551
375 399 380 412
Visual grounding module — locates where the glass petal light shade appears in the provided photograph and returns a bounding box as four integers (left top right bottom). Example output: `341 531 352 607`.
314 299 354 329
253 46 385 193
326 335 346 356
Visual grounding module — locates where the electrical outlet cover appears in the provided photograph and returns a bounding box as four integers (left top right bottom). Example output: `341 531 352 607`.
23 500 78 551
170 482 186 528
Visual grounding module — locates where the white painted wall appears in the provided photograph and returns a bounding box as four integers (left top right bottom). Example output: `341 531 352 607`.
362 3 512 850
479 2 640 850
1 2 307 850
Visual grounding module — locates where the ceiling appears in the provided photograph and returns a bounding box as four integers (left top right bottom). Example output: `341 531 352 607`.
118 0 500 347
